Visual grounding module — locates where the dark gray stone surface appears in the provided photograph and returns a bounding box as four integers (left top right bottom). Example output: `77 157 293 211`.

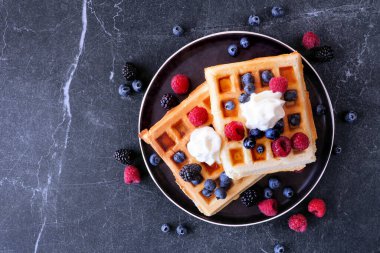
0 0 379 252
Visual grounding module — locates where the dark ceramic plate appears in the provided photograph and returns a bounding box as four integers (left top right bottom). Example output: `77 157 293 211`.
138 32 334 226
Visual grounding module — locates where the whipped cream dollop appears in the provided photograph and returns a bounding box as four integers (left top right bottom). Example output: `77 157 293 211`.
187 126 221 166
240 90 285 131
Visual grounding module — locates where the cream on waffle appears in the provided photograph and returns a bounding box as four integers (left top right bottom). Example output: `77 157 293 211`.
139 83 264 216
205 52 317 180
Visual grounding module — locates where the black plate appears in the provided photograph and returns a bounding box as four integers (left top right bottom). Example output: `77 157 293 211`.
138 32 334 226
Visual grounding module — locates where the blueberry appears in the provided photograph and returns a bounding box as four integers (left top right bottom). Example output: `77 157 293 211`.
268 177 281 190
344 111 357 123
204 179 216 191
316 104 326 115
161 223 170 233
289 114 301 127
118 83 132 97
241 73 254 86
272 6 285 17
191 175 203 185
249 128 264 139
244 83 255 94
284 90 297 101
283 187 294 198
228 44 239 57
274 243 285 253
172 25 184 36
248 15 260 26
256 144 265 154
176 224 188 236
261 70 273 83
225 101 235 110
243 137 256 149
265 128 280 140
219 172 232 189
333 145 342 155
132 80 143 93
149 153 160 166
274 119 285 133
215 188 227 199
201 188 212 197
240 37 250 48
239 93 250 103
173 151 186 163
264 187 273 199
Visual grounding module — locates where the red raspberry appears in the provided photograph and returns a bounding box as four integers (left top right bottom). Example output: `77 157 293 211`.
271 136 292 157
258 199 278 217
291 132 310 151
124 165 141 184
269 77 288 93
288 214 308 232
188 106 208 127
171 74 190 94
302 32 320 50
308 198 326 218
224 121 245 141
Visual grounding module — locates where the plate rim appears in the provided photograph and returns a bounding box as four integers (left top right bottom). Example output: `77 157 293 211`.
138 31 335 227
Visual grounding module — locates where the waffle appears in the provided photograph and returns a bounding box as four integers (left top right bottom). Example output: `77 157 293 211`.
139 83 264 216
205 52 317 180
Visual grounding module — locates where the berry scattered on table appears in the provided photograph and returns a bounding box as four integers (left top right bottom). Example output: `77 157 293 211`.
261 70 274 83
258 199 278 217
173 151 186 163
219 172 232 189
132 80 143 93
122 62 137 81
291 132 310 151
289 114 301 127
250 128 264 139
268 177 281 190
288 214 308 232
149 153 161 166
240 188 259 207
274 243 285 253
269 76 288 93
256 144 265 154
114 149 134 165
302 31 320 50
171 74 190 94
180 164 201 182
244 83 255 94
172 25 184 36
316 104 326 115
284 90 297 101
224 121 245 141
243 137 256 149
333 145 342 155
118 83 132 98
272 136 292 157
124 165 141 184
283 187 294 198
241 73 254 86
160 93 179 110
176 224 188 235
248 15 261 26
188 106 208 127
265 128 280 140
204 179 216 191
240 37 250 48
308 198 326 218
225 100 235 110
239 93 250 103
215 187 227 199
264 187 273 199
310 46 334 62
191 175 203 185
161 223 170 233
271 6 285 17
228 44 239 57
344 110 357 123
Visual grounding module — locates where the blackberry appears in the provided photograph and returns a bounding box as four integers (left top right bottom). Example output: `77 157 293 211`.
310 46 334 62
122 62 137 81
240 188 259 207
179 164 201 182
114 149 134 165
160 93 179 110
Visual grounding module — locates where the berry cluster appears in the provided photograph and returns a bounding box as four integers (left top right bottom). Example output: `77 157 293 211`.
119 62 144 98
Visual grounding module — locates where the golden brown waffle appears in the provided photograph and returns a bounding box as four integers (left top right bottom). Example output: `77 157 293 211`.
139 83 263 216
205 52 317 179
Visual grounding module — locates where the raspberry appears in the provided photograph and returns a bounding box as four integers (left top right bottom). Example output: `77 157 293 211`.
302 32 320 50
224 121 245 141
288 214 307 232
258 199 278 217
308 198 326 218
291 132 310 151
271 136 292 157
269 77 288 93
124 165 141 184
188 106 208 127
171 74 190 94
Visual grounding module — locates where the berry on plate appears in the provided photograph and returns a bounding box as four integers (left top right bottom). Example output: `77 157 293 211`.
160 93 179 110
149 153 161 166
291 132 310 151
248 15 260 26
241 73 254 86
124 165 141 184
202 188 212 197
215 187 227 199
249 128 264 139
269 76 288 93
171 74 190 94
265 128 280 140
258 199 278 216
316 104 326 115
256 144 265 154
173 151 186 163
219 172 232 189
243 137 256 149
288 214 308 232
271 6 285 17
284 90 297 101
302 31 320 50
191 175 203 185
289 114 301 127
261 70 273 83
240 37 250 48
132 80 143 93
204 179 216 191
239 93 250 103
283 187 294 198
225 100 235 110
179 163 201 182
244 83 255 94
224 121 245 141
240 188 259 207
310 46 334 62
114 149 134 165
176 224 188 235
228 44 239 57
271 136 292 157
122 62 137 81
308 198 326 218
344 110 357 123
188 106 208 126
274 119 285 133
263 187 273 199
268 177 281 190
172 25 184 36
118 83 132 98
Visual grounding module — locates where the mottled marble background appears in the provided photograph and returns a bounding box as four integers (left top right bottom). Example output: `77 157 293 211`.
0 0 379 252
